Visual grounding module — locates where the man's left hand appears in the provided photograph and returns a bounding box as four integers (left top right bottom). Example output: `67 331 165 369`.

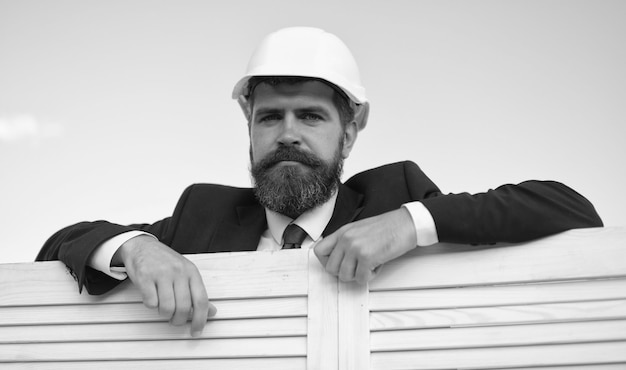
314 208 418 284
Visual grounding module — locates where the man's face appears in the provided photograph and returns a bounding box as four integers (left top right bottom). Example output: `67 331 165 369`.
248 80 357 218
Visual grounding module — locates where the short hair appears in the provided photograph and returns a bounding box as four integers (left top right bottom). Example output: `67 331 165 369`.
246 76 355 127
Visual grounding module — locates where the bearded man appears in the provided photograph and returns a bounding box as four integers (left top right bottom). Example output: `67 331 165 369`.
36 27 603 337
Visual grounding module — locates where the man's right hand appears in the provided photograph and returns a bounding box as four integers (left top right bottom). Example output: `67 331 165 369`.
113 235 217 337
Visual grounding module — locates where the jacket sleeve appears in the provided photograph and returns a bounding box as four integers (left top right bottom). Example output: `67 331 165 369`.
35 185 194 295
36 221 138 294
406 162 604 244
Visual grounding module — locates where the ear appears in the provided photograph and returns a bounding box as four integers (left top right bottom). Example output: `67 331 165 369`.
238 95 252 122
341 121 359 159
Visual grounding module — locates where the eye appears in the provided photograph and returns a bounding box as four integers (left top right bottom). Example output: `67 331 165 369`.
257 113 282 123
301 112 323 121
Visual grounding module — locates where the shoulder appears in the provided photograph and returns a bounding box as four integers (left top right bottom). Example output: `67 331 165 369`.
344 161 441 206
184 183 255 198
344 161 423 191
177 183 257 208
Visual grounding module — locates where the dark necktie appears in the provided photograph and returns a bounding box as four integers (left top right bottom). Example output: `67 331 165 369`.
282 223 308 249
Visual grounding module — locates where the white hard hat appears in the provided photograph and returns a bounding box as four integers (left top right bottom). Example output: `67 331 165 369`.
232 27 370 130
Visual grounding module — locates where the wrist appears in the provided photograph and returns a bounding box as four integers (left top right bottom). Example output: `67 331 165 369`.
113 234 154 267
398 207 418 250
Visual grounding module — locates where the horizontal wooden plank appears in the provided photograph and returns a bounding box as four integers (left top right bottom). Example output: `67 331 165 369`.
370 299 626 330
0 336 307 362
0 317 306 344
0 249 309 307
0 296 307 326
192 249 309 300
0 357 306 370
371 319 626 351
369 278 626 311
370 341 626 369
370 227 626 291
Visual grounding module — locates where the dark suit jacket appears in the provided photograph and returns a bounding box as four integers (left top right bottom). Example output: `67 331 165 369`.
36 161 603 294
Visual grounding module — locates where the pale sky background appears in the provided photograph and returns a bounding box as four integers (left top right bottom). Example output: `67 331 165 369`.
1 0 624 264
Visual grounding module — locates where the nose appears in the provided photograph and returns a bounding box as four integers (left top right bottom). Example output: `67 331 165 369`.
277 113 301 146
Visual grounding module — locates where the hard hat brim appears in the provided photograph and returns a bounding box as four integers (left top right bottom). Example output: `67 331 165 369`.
232 73 367 105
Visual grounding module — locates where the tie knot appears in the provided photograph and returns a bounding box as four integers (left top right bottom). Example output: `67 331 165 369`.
282 223 308 249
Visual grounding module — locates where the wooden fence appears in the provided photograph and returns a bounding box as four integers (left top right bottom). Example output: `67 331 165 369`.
1 227 625 369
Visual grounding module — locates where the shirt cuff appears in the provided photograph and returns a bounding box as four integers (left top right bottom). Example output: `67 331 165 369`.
87 230 156 280
402 201 439 247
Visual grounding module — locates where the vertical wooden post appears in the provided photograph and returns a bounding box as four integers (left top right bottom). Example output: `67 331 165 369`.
307 249 339 369
338 279 370 369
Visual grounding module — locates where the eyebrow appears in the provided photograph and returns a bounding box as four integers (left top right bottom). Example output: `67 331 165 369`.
253 107 283 116
254 105 333 117
296 105 333 116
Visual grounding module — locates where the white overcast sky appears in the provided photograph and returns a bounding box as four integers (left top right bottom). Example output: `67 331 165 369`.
1 0 625 263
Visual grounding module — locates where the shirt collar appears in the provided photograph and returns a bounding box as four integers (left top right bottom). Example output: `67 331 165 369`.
265 191 338 245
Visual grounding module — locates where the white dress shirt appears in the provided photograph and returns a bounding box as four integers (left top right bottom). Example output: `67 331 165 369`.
257 191 338 251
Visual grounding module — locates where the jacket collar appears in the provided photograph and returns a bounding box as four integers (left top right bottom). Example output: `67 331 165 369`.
322 184 365 236
212 183 364 252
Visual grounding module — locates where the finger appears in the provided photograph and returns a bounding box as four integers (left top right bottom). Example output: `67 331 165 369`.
355 263 375 285
189 273 209 337
324 245 345 277
338 255 357 282
171 279 192 326
317 255 329 269
313 234 337 267
140 281 159 309
156 280 176 320
126 263 160 309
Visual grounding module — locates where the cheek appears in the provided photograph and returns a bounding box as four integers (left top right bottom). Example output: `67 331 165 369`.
315 130 344 159
249 129 271 162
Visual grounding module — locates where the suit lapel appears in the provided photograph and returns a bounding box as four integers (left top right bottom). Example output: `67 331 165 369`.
323 184 364 236
210 184 364 250
210 204 267 252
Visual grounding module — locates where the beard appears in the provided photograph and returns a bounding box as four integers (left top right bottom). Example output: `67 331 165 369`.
250 144 344 219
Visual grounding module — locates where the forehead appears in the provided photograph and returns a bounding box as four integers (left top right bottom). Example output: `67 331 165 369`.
251 80 337 111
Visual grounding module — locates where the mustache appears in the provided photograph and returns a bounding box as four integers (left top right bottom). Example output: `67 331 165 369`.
256 146 323 170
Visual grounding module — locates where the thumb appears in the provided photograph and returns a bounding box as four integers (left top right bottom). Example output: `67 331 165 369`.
208 301 218 317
